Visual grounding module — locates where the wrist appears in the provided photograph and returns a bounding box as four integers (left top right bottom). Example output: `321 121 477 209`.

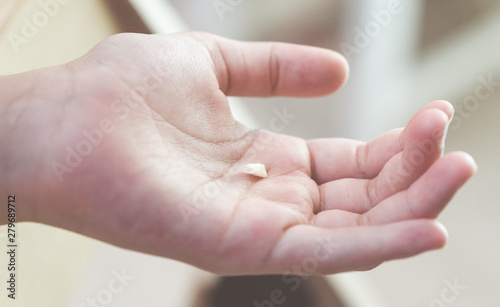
0 67 74 224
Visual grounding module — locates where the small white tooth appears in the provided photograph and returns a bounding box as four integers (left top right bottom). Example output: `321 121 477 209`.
241 163 267 178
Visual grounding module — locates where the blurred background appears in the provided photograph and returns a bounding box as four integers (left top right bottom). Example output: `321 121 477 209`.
0 0 499 306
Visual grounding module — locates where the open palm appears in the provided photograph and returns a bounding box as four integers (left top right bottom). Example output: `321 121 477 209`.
13 32 476 275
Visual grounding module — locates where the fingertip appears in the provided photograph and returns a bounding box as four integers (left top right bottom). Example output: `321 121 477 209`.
459 151 478 173
308 48 350 96
430 100 454 121
422 108 451 126
332 51 350 89
403 220 448 253
448 151 478 175
405 108 450 147
405 101 454 136
433 220 449 248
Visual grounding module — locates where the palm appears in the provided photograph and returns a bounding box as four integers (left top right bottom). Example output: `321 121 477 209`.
40 33 475 275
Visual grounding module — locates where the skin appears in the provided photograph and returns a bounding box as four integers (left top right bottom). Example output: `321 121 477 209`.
0 32 476 275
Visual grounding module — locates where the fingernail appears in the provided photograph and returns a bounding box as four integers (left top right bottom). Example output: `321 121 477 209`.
435 110 450 156
442 116 450 147
434 220 449 240
462 152 478 173
434 100 454 120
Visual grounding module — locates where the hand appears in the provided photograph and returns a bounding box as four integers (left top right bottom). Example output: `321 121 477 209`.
2 32 476 275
